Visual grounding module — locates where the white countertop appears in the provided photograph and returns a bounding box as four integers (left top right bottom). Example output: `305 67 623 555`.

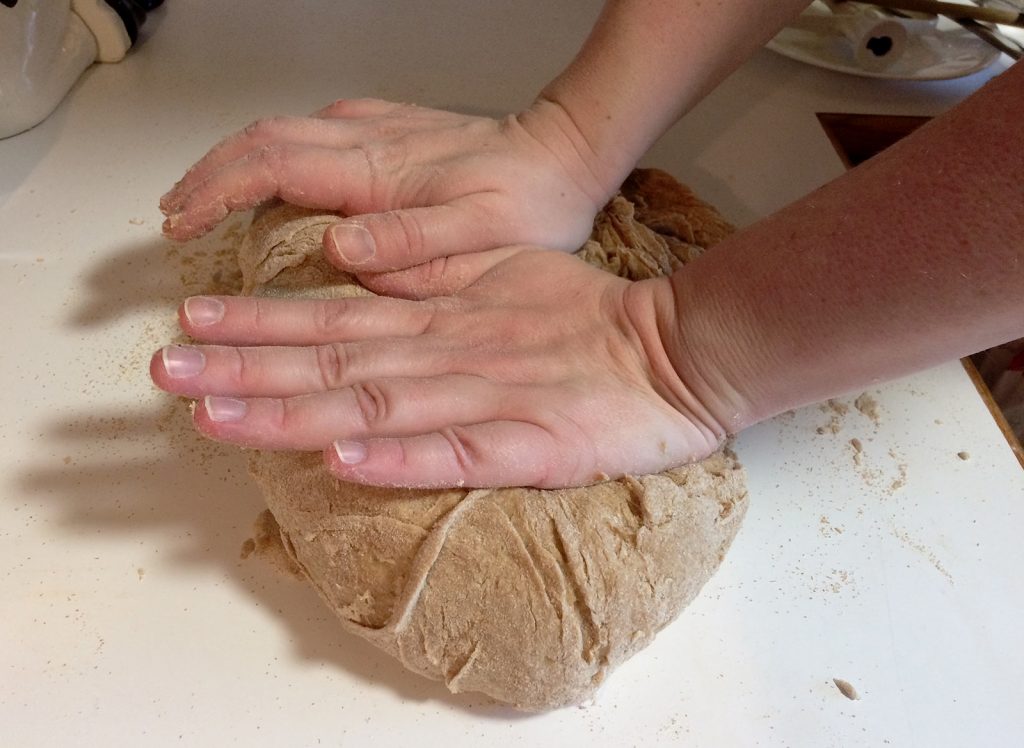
2 2 1022 746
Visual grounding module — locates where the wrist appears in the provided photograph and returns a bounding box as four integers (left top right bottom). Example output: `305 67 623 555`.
515 95 632 206
619 276 733 455
658 262 774 436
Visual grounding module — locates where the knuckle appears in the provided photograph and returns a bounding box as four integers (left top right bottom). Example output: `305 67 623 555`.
426 255 449 283
418 300 442 332
242 117 281 142
323 98 349 116
274 397 299 435
314 299 351 338
370 123 404 140
250 143 289 171
420 297 460 333
395 439 412 471
241 120 265 140
380 210 425 266
351 143 375 170
350 381 389 430
384 267 430 300
229 346 262 387
328 97 379 117
250 297 268 332
359 140 408 173
314 343 348 390
352 139 410 207
352 144 381 202
439 426 476 474
533 460 560 489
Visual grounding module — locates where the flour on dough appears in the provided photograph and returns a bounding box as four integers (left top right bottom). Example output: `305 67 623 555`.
236 169 749 711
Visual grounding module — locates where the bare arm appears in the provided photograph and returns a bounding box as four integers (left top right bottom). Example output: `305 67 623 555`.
661 61 1024 432
538 0 812 190
162 1 810 293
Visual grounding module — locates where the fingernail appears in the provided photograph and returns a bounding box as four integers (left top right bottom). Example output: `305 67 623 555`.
329 223 376 264
204 396 248 422
162 345 205 378
334 440 367 464
183 296 225 326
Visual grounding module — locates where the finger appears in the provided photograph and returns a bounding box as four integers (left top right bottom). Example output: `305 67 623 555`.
311 97 405 119
161 117 358 215
163 100 443 218
160 108 412 215
323 421 578 489
322 197 509 273
174 294 432 345
191 375 510 450
162 145 376 240
356 247 523 299
151 338 455 399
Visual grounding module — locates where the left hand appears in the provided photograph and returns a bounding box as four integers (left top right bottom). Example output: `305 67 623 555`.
158 99 617 298
150 250 727 489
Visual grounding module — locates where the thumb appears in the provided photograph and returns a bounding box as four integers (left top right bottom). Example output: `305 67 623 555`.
356 247 524 300
323 199 503 274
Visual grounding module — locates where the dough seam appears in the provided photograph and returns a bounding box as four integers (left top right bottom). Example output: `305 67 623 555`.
354 488 492 644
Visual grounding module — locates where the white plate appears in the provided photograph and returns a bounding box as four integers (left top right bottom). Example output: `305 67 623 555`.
767 1 1001 80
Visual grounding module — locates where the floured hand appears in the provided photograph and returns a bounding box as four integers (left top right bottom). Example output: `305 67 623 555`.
150 250 727 489
160 99 618 295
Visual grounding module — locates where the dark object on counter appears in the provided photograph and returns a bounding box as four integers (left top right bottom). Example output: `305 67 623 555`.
104 0 164 44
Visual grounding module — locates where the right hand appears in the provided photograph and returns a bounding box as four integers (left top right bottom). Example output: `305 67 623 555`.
160 98 619 296
150 250 729 489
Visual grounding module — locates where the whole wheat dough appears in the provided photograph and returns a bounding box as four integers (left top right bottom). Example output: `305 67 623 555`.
240 169 747 711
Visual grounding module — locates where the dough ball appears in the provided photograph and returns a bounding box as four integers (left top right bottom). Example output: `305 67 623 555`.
237 169 748 711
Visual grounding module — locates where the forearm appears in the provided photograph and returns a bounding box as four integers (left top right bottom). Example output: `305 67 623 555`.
665 62 1024 430
534 0 811 191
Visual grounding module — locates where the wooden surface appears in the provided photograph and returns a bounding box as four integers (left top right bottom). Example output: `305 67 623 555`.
963 358 1024 467
816 112 929 167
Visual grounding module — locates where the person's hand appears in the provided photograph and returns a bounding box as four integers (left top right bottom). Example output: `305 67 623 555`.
160 99 620 296
149 250 729 489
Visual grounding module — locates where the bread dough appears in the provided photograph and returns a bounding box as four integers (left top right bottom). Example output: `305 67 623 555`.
239 169 748 711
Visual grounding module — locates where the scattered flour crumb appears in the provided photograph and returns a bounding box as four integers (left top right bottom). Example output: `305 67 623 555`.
833 678 859 700
240 509 304 578
816 415 842 435
827 399 850 416
893 527 953 584
815 399 849 434
819 515 844 538
888 449 908 493
849 438 863 466
854 393 881 424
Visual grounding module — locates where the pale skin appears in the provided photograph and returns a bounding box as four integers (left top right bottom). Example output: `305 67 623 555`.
152 0 1024 489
